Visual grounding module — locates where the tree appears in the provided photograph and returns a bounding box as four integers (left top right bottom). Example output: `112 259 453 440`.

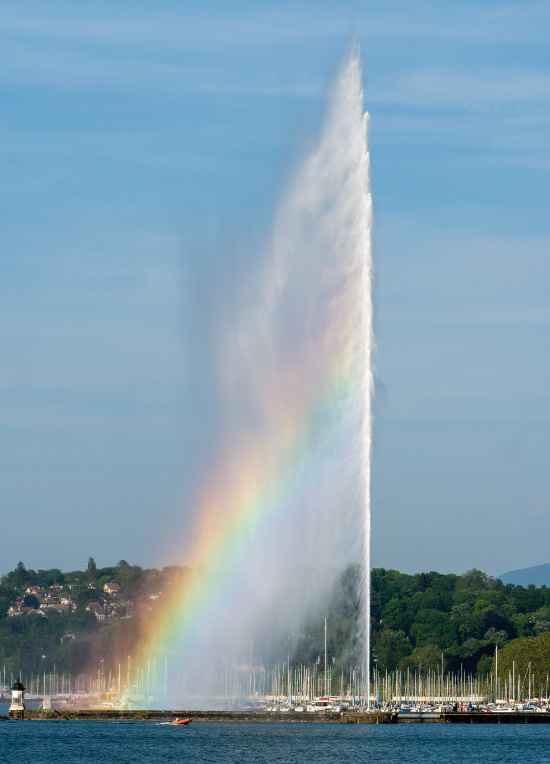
483 627 508 644
0 583 18 619
23 594 40 609
75 584 101 608
399 644 442 672
3 561 30 589
534 621 550 637
373 627 411 671
476 654 493 675
417 572 431 592
497 632 550 680
36 569 64 587
457 569 494 592
87 557 97 580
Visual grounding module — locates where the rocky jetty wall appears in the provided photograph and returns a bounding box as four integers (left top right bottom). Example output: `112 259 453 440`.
7 709 550 723
20 709 340 722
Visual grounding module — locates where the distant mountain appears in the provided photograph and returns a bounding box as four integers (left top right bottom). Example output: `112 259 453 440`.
498 563 550 588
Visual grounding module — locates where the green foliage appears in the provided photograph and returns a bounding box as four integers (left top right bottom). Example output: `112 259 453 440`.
457 569 495 591
477 653 494 674
2 561 30 589
271 566 550 679
0 583 18 620
74 585 100 608
399 644 442 673
115 565 147 599
23 595 40 609
373 627 411 670
28 569 63 587
497 632 550 688
484 627 508 644
366 567 541 675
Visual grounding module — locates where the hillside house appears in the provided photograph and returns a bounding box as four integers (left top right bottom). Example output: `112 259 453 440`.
86 602 106 621
8 605 38 616
103 582 121 594
37 597 57 610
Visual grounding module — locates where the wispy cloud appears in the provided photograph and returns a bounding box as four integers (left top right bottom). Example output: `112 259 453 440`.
1 1 549 102
370 68 550 109
2 1 548 48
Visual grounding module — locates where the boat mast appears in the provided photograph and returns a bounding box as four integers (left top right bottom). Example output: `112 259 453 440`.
324 618 328 698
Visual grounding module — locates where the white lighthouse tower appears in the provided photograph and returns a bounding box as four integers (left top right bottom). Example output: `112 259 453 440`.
9 679 26 719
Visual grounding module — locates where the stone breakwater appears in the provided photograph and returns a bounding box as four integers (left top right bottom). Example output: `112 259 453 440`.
4 710 550 723
19 710 341 723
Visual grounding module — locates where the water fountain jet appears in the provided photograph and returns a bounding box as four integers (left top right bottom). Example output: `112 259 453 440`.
124 43 374 710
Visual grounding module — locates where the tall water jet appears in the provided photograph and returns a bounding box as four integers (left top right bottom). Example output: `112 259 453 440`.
124 44 373 708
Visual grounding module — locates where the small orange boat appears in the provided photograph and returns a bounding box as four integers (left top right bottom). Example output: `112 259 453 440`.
170 717 191 726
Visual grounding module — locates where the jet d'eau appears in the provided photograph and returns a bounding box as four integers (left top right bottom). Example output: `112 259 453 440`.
117 44 374 708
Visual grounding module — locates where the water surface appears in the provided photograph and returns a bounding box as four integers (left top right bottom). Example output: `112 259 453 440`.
1 721 550 763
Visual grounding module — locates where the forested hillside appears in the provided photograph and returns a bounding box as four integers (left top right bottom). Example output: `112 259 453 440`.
366 568 550 676
0 559 189 677
2 561 550 680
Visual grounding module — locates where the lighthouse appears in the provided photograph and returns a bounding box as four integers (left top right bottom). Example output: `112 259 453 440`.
9 679 26 719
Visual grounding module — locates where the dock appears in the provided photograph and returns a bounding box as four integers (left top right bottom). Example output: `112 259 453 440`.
342 711 550 724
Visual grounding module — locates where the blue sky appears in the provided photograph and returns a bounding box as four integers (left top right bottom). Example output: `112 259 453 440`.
1 1 549 575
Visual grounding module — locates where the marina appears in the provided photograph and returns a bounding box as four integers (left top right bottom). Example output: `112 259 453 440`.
4 661 550 720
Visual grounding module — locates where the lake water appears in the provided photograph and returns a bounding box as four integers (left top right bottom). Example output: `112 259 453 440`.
1 720 549 763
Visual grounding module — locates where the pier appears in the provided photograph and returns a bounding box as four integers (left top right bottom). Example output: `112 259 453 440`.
4 709 550 723
11 709 341 723
342 711 550 724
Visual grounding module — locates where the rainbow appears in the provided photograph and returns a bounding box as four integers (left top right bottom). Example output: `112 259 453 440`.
128 340 362 691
